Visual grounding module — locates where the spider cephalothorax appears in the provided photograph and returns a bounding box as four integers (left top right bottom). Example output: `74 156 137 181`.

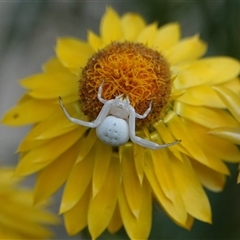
59 82 180 149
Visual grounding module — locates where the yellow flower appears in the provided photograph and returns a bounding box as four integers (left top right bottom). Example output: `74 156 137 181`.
0 167 58 239
2 7 240 239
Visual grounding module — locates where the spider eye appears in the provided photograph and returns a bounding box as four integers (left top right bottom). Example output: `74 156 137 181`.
96 116 129 146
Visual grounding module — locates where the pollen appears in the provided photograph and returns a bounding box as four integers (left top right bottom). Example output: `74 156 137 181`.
79 41 172 127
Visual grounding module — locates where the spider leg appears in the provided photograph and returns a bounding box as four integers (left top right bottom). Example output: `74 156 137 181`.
98 80 126 103
93 99 116 124
135 100 152 119
59 97 114 128
98 80 107 104
128 106 180 150
115 94 124 99
126 96 130 104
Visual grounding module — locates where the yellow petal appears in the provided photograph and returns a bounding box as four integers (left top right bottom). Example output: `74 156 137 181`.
150 133 181 202
20 72 78 99
75 128 98 163
201 154 229 175
1 95 56 125
36 111 79 139
56 37 93 74
92 140 112 197
175 57 240 90
42 57 69 73
18 102 83 143
0 168 19 184
120 143 143 218
60 147 95 213
191 160 226 192
166 35 207 65
136 22 158 46
34 140 80 204
213 86 240 123
0 217 55 239
208 127 240 145
18 138 47 153
15 127 83 177
55 93 79 104
221 78 240 94
174 102 240 129
164 111 209 166
87 30 102 51
174 61 215 90
118 178 152 240
133 143 145 185
153 121 184 161
183 215 194 230
187 119 240 163
238 172 240 184
177 85 225 108
0 187 58 239
208 58 240 85
121 13 146 41
143 153 187 226
171 154 212 223
107 203 122 234
165 112 231 174
170 88 186 102
64 184 91 235
100 7 123 45
0 190 58 225
154 22 180 51
88 154 121 239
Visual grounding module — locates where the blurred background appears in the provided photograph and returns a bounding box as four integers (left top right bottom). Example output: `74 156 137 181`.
0 0 240 239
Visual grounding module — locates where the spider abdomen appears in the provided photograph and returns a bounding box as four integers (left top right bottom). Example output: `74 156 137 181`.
96 115 129 147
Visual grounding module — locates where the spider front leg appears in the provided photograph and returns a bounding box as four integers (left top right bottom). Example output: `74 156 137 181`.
135 100 153 119
98 80 124 103
59 97 114 128
128 106 180 150
97 80 107 104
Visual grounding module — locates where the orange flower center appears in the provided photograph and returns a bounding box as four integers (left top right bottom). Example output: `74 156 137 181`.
79 41 172 127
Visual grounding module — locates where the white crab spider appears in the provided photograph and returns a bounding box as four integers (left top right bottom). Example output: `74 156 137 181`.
59 82 180 149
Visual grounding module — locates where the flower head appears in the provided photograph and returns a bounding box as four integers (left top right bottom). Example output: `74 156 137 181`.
80 41 171 127
0 167 58 239
2 7 240 239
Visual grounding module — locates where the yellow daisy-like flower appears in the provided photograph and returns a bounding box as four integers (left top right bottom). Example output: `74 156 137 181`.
0 167 58 239
2 7 240 239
